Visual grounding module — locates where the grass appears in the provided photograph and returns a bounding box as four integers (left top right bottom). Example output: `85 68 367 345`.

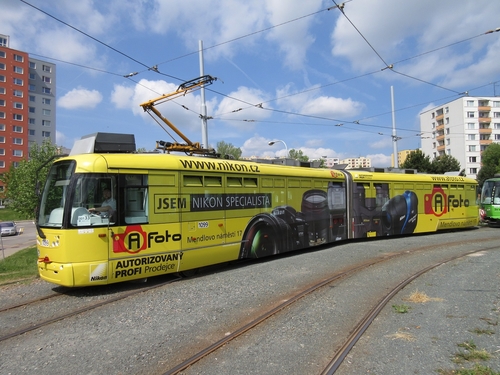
392 304 411 313
453 341 491 364
0 207 26 222
438 364 500 375
404 289 444 303
0 246 38 285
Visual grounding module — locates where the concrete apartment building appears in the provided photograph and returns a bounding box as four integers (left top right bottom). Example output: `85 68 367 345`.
420 96 500 179
339 156 371 169
0 34 56 193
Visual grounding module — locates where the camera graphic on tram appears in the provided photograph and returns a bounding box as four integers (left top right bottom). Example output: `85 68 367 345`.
239 182 418 259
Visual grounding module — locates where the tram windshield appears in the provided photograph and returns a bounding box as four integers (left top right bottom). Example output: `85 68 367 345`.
38 160 75 227
481 180 500 205
38 161 117 228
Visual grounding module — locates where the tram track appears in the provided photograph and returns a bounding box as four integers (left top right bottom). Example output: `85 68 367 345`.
0 276 181 343
160 237 499 375
0 230 498 375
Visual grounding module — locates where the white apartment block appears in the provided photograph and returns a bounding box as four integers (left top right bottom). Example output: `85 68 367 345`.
420 96 500 179
339 156 371 169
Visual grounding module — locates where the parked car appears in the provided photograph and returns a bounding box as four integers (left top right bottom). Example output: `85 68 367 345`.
0 221 18 236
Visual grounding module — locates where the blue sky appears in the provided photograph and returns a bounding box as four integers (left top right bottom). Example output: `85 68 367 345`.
2 0 500 166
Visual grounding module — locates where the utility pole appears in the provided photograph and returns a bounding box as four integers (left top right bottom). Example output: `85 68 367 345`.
391 86 399 168
199 40 208 149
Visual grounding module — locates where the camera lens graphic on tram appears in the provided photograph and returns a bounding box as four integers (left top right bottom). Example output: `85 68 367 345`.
239 183 348 259
239 183 419 259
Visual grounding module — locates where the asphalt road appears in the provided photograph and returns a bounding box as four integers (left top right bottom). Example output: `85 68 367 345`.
0 220 37 259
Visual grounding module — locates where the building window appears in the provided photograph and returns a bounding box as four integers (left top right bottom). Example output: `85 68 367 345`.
42 76 51 83
42 120 51 126
446 138 451 145
29 95 35 102
13 126 22 133
13 114 22 121
29 73 36 80
42 98 51 105
42 65 51 73
29 84 35 92
493 101 500 107
467 111 475 118
0 51 5 58
13 150 23 157
495 123 500 129
0 99 4 106
13 138 23 145
0 149 4 155
466 100 475 106
0 161 4 168
468 145 476 152
13 54 24 62
29 129 35 136
469 168 477 174
42 131 51 137
0 136 5 143
29 61 36 69
42 109 51 116
445 117 449 124
495 134 500 141
14 66 23 74
0 124 5 131
29 118 35 125
0 87 4 94
0 63 5 70
13 78 23 86
13 90 23 97
42 87 51 94
0 75 5 82
13 102 23 109
0 112 4 119
469 156 477 163
12 161 19 168
494 112 500 118
29 107 35 113
467 134 476 141
466 123 474 129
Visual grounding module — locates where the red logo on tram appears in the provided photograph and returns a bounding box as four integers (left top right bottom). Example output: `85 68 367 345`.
424 186 447 217
113 225 148 254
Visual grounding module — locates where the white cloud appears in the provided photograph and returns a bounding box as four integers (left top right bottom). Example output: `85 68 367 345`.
215 86 272 125
58 88 103 109
330 0 500 89
276 84 364 119
111 84 135 109
367 153 392 168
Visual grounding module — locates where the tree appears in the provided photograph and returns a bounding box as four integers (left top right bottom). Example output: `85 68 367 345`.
477 143 500 186
399 149 431 172
288 149 309 162
216 141 242 160
1 141 60 219
429 154 461 174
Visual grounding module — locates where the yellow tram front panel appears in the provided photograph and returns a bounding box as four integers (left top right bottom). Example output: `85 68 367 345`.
38 226 110 287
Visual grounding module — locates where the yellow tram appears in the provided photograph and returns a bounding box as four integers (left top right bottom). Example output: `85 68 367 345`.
36 133 479 287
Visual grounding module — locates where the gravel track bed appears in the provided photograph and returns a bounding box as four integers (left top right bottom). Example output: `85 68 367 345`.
0 227 498 375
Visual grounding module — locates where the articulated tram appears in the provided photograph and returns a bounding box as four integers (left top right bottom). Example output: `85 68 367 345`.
36 133 479 287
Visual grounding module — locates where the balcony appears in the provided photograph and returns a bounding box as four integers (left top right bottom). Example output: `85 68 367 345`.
437 144 446 152
436 134 445 142
436 123 444 131
480 139 492 146
436 114 444 121
478 117 491 123
478 106 491 111
479 127 492 134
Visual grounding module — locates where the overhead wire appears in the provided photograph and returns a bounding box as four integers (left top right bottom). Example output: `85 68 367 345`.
19 0 500 144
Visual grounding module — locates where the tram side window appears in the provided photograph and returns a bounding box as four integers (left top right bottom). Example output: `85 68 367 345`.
123 174 148 224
